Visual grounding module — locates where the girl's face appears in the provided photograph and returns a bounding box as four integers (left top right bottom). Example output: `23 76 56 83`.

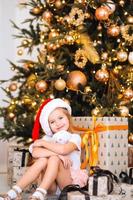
48 108 70 134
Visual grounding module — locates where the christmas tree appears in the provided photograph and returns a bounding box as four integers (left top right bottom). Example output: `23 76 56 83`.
0 0 133 143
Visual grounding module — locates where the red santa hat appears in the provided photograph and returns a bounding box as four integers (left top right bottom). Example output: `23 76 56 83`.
32 98 72 140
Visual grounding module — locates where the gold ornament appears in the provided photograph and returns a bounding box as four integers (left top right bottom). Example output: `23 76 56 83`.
95 67 109 82
9 83 17 91
21 39 30 47
128 52 133 65
128 133 133 145
54 78 66 91
30 7 43 15
84 86 92 93
121 25 133 44
91 107 102 116
27 74 37 88
101 52 108 60
17 49 24 56
69 7 85 26
55 0 64 9
107 25 120 37
66 70 87 90
8 112 15 119
21 95 33 105
42 10 53 23
7 105 16 112
119 0 125 6
123 88 133 100
95 6 109 21
48 29 59 39
127 16 133 24
35 80 48 93
117 50 128 62
119 106 129 117
74 49 88 68
77 32 100 64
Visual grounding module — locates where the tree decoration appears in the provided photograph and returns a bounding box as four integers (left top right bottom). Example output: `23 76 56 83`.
27 74 37 88
69 7 85 26
42 10 53 24
128 52 133 64
35 80 48 93
107 25 120 37
95 66 109 82
104 0 116 14
121 25 133 44
66 70 87 90
119 106 129 117
95 6 110 21
74 49 88 68
116 50 128 62
54 78 66 91
9 83 18 92
127 16 133 24
123 88 133 100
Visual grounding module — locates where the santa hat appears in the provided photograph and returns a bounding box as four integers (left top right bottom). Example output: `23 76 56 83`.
32 98 72 140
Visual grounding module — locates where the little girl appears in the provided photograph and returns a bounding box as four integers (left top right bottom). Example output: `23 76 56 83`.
1 98 88 200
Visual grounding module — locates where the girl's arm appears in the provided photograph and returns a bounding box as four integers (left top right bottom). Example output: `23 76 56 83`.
33 139 78 155
32 147 57 158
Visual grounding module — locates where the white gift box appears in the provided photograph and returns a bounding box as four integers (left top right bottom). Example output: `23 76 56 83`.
67 191 122 200
13 149 30 167
88 175 112 196
72 117 128 176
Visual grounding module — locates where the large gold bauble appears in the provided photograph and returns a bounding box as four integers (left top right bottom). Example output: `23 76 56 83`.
54 78 66 91
95 68 109 82
128 52 133 65
119 106 129 117
95 6 109 21
35 80 48 93
117 50 128 62
128 133 133 145
9 83 17 91
123 88 133 100
107 25 120 37
66 70 87 90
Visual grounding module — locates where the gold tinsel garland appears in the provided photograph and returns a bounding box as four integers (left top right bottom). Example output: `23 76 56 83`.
121 25 133 44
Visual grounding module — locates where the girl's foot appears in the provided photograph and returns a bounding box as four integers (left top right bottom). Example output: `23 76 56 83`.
29 188 47 200
0 186 22 200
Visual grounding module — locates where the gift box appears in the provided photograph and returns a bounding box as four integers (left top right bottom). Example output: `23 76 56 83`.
67 191 122 200
72 117 128 176
88 175 112 196
13 148 31 167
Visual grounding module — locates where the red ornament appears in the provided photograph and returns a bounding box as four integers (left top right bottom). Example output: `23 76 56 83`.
95 6 109 21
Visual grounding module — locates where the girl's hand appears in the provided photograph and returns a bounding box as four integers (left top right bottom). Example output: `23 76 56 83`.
58 155 72 169
33 139 45 147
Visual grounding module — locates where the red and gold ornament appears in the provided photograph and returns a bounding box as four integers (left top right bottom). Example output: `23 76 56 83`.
95 6 110 21
35 80 48 93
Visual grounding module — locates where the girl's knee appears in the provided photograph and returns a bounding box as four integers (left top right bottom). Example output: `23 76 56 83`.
36 157 48 168
48 155 60 164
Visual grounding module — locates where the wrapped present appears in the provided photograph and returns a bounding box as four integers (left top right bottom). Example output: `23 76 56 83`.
13 148 31 167
128 146 133 167
72 117 128 176
12 166 27 184
67 191 122 200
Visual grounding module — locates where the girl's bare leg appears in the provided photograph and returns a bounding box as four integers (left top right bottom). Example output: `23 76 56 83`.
39 155 60 191
17 157 48 190
56 161 72 190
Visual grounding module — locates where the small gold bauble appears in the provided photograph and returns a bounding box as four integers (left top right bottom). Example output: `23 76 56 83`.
48 30 59 39
55 0 64 9
119 106 129 117
42 10 53 23
101 52 108 60
66 70 87 90
95 68 109 82
9 83 17 91
107 25 120 37
91 107 101 116
30 7 43 15
21 95 32 105
127 16 133 24
117 50 128 62
7 105 16 112
8 112 15 119
21 39 30 47
95 6 109 21
54 78 66 91
17 49 23 56
35 80 48 93
123 88 133 100
84 86 92 93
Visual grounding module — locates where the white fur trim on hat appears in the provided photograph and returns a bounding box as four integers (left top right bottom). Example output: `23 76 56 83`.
39 98 72 136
